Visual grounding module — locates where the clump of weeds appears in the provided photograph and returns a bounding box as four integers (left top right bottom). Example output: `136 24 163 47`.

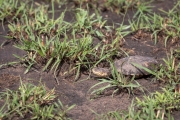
98 86 180 120
71 0 145 14
103 0 140 14
0 80 75 120
129 0 180 47
0 0 36 24
4 1 127 82
134 86 180 120
154 54 180 84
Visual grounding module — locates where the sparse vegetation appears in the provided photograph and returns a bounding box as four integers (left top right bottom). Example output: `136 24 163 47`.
100 86 180 120
1 0 180 119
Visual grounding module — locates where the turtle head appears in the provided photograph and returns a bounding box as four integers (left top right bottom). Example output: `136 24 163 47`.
92 67 111 77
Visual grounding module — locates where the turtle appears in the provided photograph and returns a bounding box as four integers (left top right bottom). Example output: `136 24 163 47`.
92 56 158 78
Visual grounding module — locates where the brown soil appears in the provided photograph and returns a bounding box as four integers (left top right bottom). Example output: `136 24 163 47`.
0 0 180 119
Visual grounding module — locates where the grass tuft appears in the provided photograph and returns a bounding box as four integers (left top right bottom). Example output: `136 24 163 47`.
0 79 75 120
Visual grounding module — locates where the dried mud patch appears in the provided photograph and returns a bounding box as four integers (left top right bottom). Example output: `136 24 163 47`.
0 73 20 91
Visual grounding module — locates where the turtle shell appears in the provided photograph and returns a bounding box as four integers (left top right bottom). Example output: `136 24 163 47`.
114 56 158 76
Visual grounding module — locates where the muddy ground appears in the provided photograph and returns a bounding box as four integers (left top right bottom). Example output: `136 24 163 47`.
0 0 180 119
